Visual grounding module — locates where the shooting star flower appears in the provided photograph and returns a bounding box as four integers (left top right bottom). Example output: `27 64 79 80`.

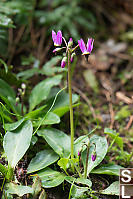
78 38 94 55
52 30 62 46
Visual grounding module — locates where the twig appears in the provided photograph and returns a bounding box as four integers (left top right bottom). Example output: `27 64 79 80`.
125 115 133 130
37 27 46 62
116 91 133 104
8 26 25 65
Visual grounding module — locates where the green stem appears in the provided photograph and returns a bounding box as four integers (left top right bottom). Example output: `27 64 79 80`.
72 44 79 53
68 49 74 162
6 166 13 182
84 141 90 178
0 163 7 177
21 95 24 116
74 163 82 178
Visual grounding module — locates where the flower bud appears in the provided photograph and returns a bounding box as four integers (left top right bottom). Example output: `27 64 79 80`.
21 83 26 90
91 153 96 162
70 52 76 63
15 97 20 106
18 88 22 94
61 57 67 68
53 48 62 53
68 38 73 48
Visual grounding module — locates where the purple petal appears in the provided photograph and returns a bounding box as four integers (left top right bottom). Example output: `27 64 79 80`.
78 39 87 54
91 39 94 51
69 38 73 42
61 60 66 68
52 30 57 44
57 30 62 46
91 154 96 161
87 38 94 53
71 57 73 63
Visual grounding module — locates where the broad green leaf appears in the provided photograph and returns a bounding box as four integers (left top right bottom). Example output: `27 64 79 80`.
27 149 59 173
31 136 38 146
25 105 47 119
58 158 69 173
91 164 123 176
33 112 60 127
0 95 23 116
17 68 39 80
0 78 15 99
4 119 24 131
45 89 79 117
3 120 33 168
51 92 79 117
5 183 33 197
37 128 71 158
36 167 65 188
42 56 63 76
100 181 119 195
53 103 80 117
104 128 123 150
65 176 92 187
29 75 62 111
71 185 88 199
82 135 108 175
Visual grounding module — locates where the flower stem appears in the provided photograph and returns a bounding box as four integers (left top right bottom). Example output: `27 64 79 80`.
68 49 74 166
84 141 90 178
72 44 79 53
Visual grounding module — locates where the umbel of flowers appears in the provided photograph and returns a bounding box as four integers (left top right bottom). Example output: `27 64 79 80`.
52 30 95 168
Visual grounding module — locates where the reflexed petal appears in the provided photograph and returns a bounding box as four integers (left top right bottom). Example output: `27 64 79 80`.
87 38 94 53
91 39 94 52
52 30 57 44
57 30 62 46
78 39 87 54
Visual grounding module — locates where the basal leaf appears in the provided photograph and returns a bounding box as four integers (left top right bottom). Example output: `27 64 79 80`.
65 176 92 187
0 78 15 99
100 181 119 195
27 149 59 173
4 119 24 131
36 167 65 188
29 75 62 111
33 112 60 127
5 183 33 197
37 128 71 158
3 120 33 168
91 164 123 176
